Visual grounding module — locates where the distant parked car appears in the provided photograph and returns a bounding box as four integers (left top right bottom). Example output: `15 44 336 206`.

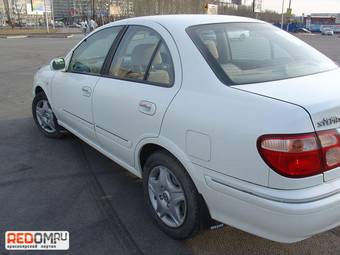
25 22 36 27
296 28 312 33
14 22 25 27
322 28 334 36
32 15 340 243
69 23 81 28
53 21 65 27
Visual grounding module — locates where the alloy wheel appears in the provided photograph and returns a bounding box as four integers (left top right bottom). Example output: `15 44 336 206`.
35 99 56 133
148 165 187 228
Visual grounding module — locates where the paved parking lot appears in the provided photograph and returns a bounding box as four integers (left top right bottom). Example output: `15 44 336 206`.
0 33 340 255
296 33 340 64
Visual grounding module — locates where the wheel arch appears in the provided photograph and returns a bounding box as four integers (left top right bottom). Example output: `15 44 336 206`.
136 137 213 227
136 137 193 176
135 137 205 196
32 83 54 110
34 85 44 96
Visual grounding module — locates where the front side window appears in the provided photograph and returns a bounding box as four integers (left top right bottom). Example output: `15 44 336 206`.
188 23 338 85
109 26 174 86
68 26 122 75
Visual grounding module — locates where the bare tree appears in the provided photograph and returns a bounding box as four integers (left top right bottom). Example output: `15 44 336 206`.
130 0 287 23
131 0 206 16
3 0 14 28
12 0 23 26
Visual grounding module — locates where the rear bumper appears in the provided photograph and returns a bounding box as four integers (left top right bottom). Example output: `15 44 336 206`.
194 165 340 243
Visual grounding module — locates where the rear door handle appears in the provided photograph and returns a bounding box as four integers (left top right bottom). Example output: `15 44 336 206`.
82 86 92 97
139 100 156 116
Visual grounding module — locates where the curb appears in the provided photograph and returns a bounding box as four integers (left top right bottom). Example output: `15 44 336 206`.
1 35 28 39
0 33 80 39
27 33 76 38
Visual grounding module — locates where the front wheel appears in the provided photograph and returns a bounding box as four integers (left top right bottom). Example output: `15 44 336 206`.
143 151 201 239
32 92 65 138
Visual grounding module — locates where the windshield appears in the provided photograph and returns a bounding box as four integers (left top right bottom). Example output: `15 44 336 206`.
187 22 338 85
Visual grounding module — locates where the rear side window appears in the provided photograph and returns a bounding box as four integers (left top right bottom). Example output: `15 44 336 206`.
146 42 174 85
108 26 174 86
187 23 337 85
68 26 122 75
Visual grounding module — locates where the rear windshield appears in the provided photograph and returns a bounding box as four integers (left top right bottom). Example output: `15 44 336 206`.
187 22 338 85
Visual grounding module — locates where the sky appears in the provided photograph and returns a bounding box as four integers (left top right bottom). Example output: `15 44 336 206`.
244 0 340 15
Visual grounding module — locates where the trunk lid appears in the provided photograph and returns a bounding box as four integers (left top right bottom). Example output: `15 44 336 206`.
234 68 340 132
235 68 340 182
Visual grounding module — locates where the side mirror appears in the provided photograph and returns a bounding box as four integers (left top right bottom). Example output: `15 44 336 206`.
50 58 66 70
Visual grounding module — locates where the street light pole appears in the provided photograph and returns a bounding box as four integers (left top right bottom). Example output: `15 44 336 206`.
280 0 285 29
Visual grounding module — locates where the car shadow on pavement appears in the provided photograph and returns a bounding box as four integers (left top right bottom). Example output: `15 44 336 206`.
1 117 340 255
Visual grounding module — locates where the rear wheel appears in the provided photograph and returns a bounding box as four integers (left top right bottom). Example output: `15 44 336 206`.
143 150 201 239
32 92 65 138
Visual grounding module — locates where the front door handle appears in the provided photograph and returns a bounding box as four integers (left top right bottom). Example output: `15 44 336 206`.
82 86 92 97
139 100 156 116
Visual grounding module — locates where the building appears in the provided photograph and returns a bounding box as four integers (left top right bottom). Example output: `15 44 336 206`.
53 0 92 21
0 1 5 26
305 14 340 32
0 1 4 13
0 1 5 19
305 15 336 25
110 0 133 16
52 0 134 22
312 13 340 24
1 0 40 26
0 0 134 26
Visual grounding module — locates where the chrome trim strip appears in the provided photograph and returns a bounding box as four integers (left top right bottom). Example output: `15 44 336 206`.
63 109 94 125
95 125 129 143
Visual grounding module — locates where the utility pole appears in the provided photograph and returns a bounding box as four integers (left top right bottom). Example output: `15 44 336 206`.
51 0 55 29
280 0 285 29
43 0 49 33
287 0 292 31
92 0 95 20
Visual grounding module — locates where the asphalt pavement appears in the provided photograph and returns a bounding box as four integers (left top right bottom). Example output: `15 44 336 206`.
1 33 340 255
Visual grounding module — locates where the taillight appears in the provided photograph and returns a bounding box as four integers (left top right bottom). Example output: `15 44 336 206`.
258 133 322 178
318 129 340 170
258 130 340 178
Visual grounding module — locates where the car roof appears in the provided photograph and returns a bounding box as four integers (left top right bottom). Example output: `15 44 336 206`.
107 14 263 30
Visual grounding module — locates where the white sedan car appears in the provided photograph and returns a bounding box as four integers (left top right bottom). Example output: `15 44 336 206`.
322 28 334 36
32 15 340 243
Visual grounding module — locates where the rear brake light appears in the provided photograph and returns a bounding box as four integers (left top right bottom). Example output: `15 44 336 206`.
258 130 340 178
258 133 322 178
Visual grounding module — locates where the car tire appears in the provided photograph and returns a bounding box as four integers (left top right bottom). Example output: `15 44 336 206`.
32 92 65 139
143 150 201 239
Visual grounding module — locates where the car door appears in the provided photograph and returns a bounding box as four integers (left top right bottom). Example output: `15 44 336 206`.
93 22 182 169
51 26 123 141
